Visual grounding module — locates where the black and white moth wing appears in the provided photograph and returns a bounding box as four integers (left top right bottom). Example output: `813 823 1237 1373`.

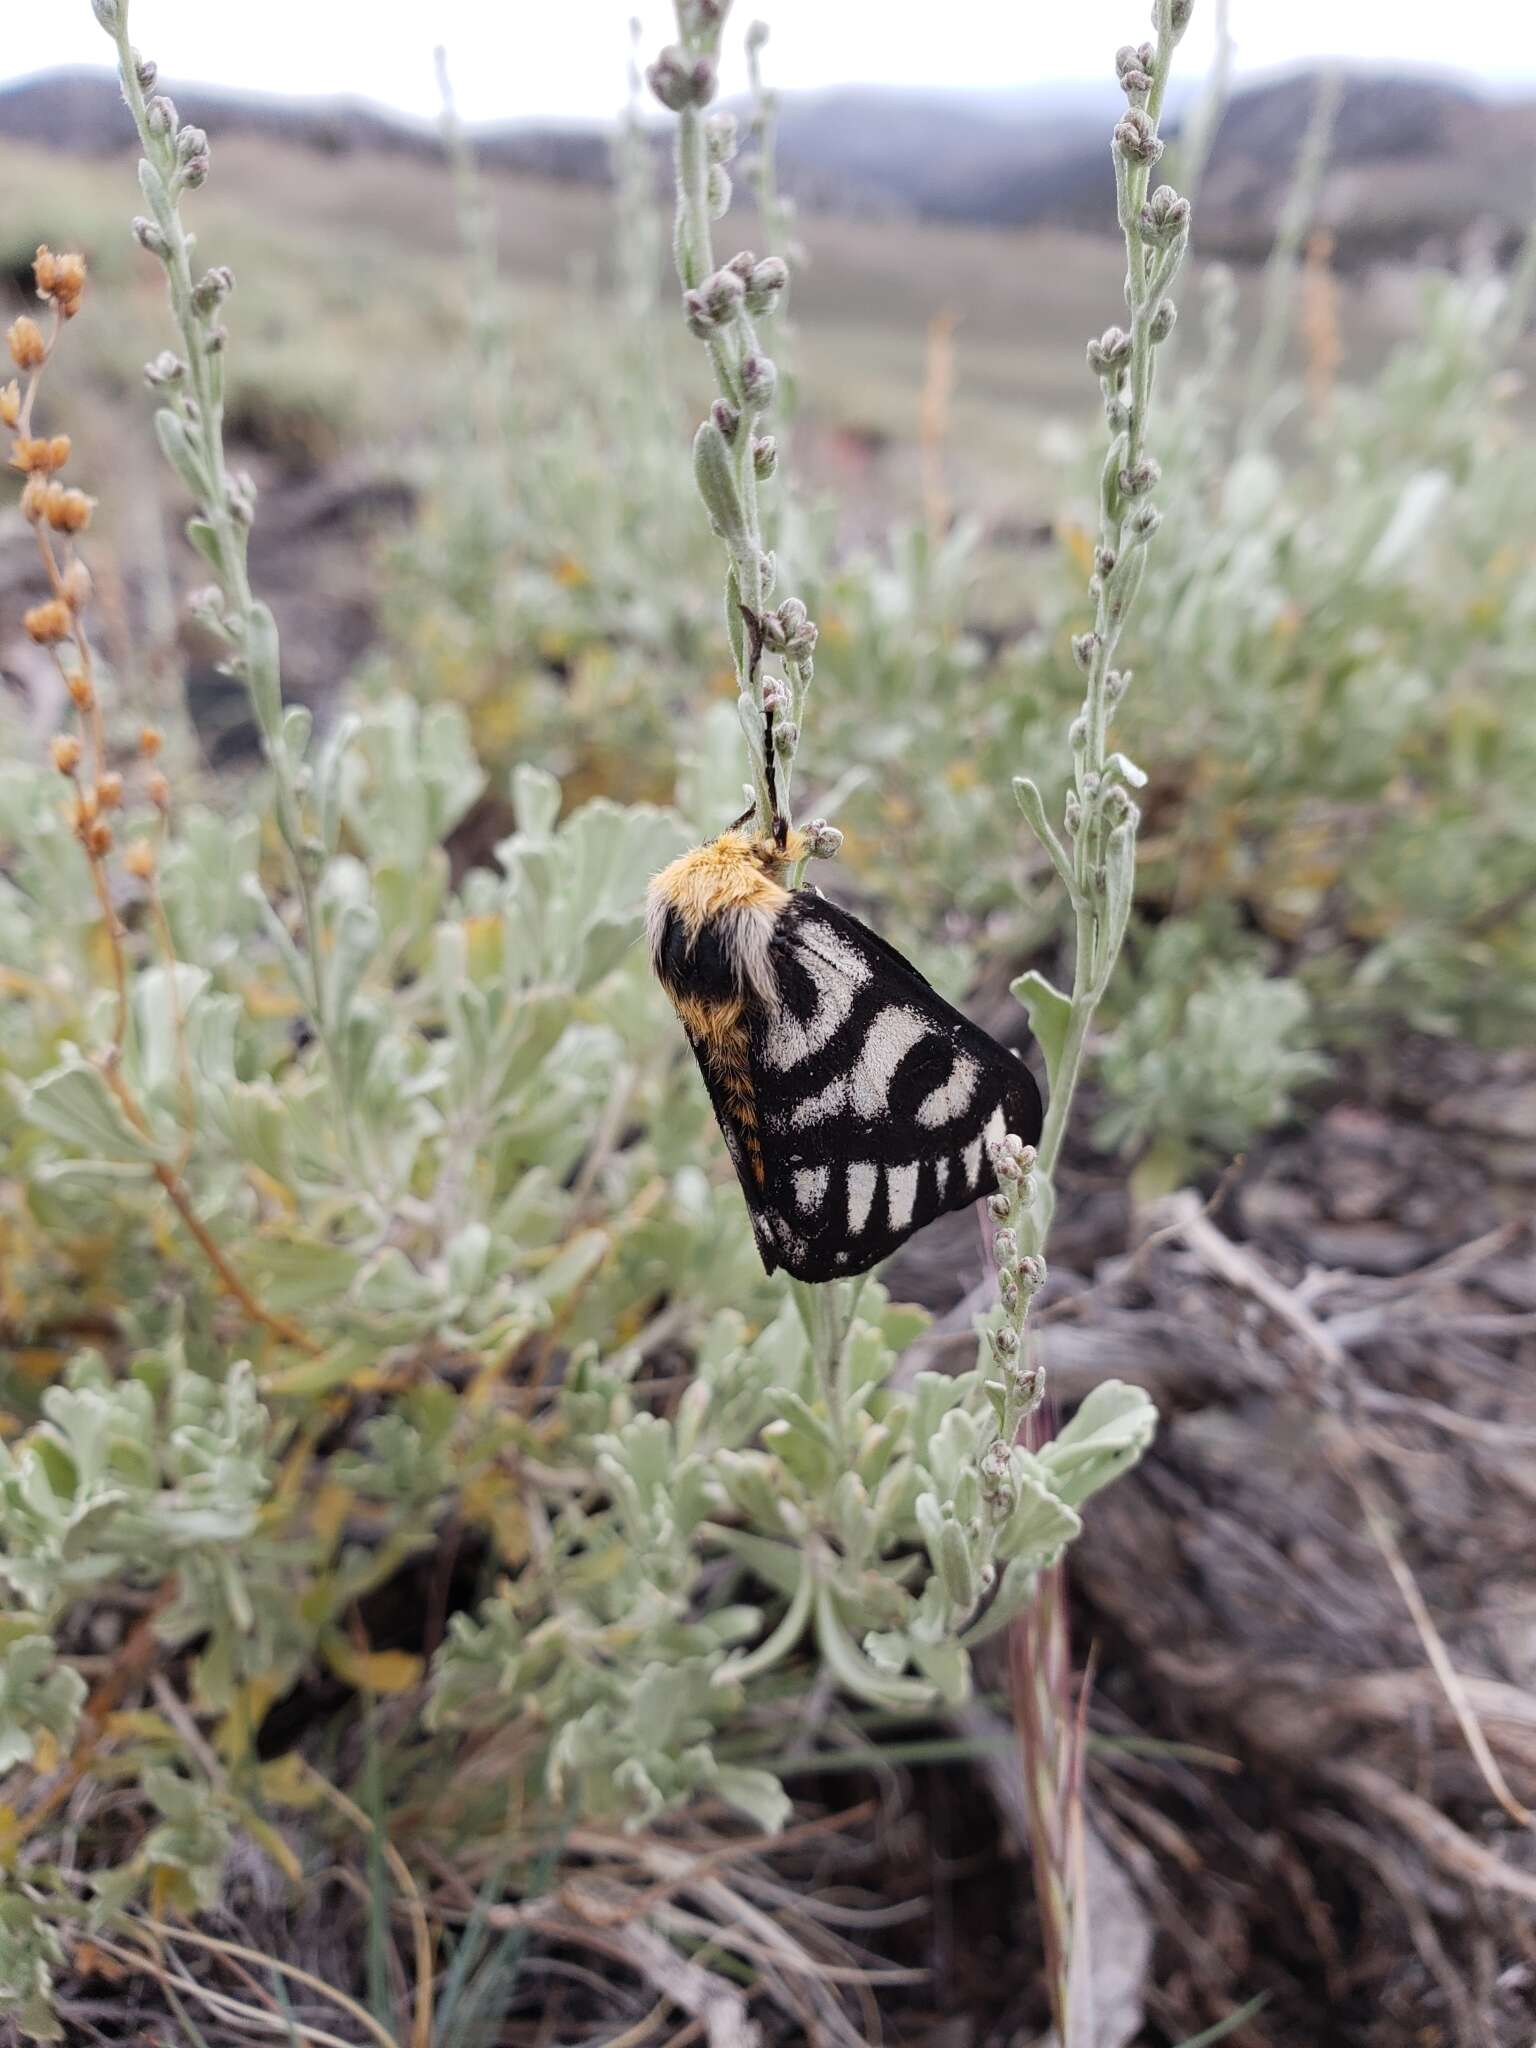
746 893 1043 1282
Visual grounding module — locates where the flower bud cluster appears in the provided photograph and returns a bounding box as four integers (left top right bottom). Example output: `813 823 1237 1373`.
981 1133 1049 1447
654 8 839 860
1113 107 1162 167
761 597 817 661
647 45 716 111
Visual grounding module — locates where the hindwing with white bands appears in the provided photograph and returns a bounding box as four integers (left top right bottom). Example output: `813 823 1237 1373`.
736 894 1042 1282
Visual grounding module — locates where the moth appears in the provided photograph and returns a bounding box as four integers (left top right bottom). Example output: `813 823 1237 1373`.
647 806 1043 1284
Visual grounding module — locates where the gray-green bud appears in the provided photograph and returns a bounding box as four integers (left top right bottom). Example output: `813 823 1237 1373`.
805 818 842 860
741 353 777 414
647 45 716 112
144 94 177 136
698 266 745 325
1142 185 1191 238
1086 325 1133 376
227 470 258 526
192 265 235 315
705 111 738 163
132 216 169 257
1113 108 1162 166
745 256 788 314
1118 456 1161 497
752 434 778 479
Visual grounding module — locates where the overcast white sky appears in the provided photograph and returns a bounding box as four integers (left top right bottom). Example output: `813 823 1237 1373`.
6 2 1531 124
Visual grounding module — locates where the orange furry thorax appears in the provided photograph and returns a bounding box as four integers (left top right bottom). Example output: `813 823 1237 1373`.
648 827 804 938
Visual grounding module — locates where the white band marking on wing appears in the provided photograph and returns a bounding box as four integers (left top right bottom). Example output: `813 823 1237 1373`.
761 922 871 1070
916 1051 980 1129
887 1162 919 1233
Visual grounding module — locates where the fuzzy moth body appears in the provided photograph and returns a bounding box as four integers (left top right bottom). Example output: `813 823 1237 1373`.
647 828 1043 1281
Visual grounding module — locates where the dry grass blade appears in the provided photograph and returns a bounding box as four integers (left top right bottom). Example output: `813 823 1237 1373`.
93 1922 396 2048
1321 1760 1536 1906
299 1761 435 2048
1351 1477 1534 1831
1159 1185 1536 1832
571 1916 761 2048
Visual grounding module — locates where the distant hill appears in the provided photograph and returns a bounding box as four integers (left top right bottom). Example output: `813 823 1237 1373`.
3 64 1532 268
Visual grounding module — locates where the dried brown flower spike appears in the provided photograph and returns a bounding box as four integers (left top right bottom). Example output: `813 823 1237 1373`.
33 245 88 320
7 317 47 370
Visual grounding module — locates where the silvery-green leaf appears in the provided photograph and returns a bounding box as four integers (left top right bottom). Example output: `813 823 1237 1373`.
186 517 225 576
676 700 743 838
1011 969 1075 1090
511 762 561 839
351 1248 442 1318
831 1471 876 1566
131 962 209 1103
1363 468 1449 581
445 1223 492 1302
325 900 380 1032
154 407 207 496
315 712 359 855
961 1553 1043 1646
936 1517 977 1612
861 1629 909 1675
281 703 313 770
243 600 283 738
138 152 175 228
1100 816 1138 984
993 1456 1082 1565
693 416 748 550
814 1583 934 1710
24 1062 161 1164
908 1632 971 1703
528 1230 607 1308
575 913 634 991
714 1764 790 1833
0 1632 86 1772
1038 1379 1157 1507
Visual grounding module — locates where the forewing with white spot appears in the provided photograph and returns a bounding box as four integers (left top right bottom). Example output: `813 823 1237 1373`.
743 894 1043 1281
